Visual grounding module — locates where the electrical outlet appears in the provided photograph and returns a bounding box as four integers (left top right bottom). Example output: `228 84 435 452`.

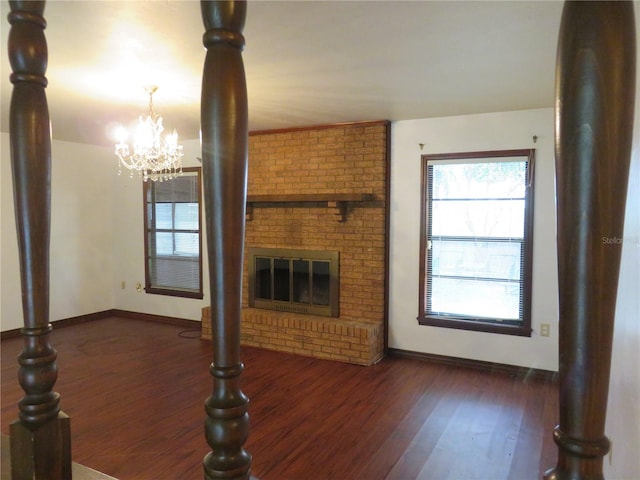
541 323 550 337
136 282 142 293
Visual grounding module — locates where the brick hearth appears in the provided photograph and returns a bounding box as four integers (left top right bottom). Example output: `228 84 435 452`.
201 121 389 365
201 307 383 366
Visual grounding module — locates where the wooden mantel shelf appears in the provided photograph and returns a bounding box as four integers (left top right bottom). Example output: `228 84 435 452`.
246 193 374 222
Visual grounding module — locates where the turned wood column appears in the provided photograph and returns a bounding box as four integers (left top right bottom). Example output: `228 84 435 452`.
7 1 72 479
545 2 636 480
200 1 252 479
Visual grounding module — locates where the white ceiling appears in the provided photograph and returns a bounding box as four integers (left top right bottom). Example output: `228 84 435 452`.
0 0 564 148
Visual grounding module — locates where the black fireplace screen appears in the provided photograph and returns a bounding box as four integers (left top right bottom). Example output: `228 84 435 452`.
249 248 339 317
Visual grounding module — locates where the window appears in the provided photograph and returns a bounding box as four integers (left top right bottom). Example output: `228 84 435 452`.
418 149 535 336
143 167 203 298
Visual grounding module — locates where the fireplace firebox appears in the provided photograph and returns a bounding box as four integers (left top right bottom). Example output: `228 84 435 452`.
248 247 339 317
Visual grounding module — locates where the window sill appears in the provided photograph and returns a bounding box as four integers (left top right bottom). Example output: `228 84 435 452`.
417 315 532 337
145 287 204 300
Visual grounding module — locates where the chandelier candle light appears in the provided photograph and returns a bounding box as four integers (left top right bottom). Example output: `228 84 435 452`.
115 86 184 182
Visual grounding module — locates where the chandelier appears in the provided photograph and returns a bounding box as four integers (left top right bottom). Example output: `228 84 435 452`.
115 86 184 182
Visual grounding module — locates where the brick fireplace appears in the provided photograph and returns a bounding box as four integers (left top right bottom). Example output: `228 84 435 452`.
202 120 389 365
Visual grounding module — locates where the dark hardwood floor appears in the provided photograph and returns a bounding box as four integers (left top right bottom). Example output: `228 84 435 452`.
1 317 558 479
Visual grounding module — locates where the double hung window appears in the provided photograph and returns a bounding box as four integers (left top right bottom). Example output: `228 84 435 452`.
418 150 535 336
143 167 203 299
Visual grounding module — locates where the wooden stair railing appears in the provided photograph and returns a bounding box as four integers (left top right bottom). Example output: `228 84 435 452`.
7 1 72 479
200 1 253 479
545 2 636 480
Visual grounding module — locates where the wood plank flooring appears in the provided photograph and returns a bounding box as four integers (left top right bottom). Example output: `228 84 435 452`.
1 317 558 479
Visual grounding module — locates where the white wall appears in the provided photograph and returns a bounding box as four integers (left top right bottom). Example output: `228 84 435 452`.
1 134 116 330
389 108 559 371
1 136 211 331
604 9 640 474
0 133 19 330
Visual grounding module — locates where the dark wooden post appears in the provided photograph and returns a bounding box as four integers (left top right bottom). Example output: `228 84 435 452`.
200 1 252 479
545 2 636 479
7 1 72 479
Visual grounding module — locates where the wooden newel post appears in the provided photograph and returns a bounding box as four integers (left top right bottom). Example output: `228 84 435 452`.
200 1 252 479
7 1 72 479
545 2 636 480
